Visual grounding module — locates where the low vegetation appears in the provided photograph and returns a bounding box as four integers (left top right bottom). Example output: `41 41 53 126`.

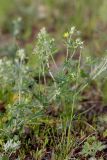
0 27 107 159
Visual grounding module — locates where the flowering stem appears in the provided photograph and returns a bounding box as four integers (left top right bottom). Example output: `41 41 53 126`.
18 59 22 104
66 46 69 61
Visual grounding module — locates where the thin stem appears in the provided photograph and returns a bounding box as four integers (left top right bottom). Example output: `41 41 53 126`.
71 50 82 120
50 54 58 69
39 66 41 96
66 46 69 61
42 61 47 86
18 59 22 104
46 59 57 88
91 58 107 79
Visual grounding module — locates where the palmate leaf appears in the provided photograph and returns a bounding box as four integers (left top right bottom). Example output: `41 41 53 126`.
81 136 106 157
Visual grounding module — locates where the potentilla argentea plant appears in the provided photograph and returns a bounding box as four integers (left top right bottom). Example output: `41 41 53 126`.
33 27 59 101
1 27 107 157
3 139 20 154
33 27 57 63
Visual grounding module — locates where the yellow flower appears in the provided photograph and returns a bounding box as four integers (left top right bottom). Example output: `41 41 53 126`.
12 94 19 102
63 32 69 38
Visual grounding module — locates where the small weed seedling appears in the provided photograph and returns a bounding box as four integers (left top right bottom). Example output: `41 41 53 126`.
81 136 106 158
